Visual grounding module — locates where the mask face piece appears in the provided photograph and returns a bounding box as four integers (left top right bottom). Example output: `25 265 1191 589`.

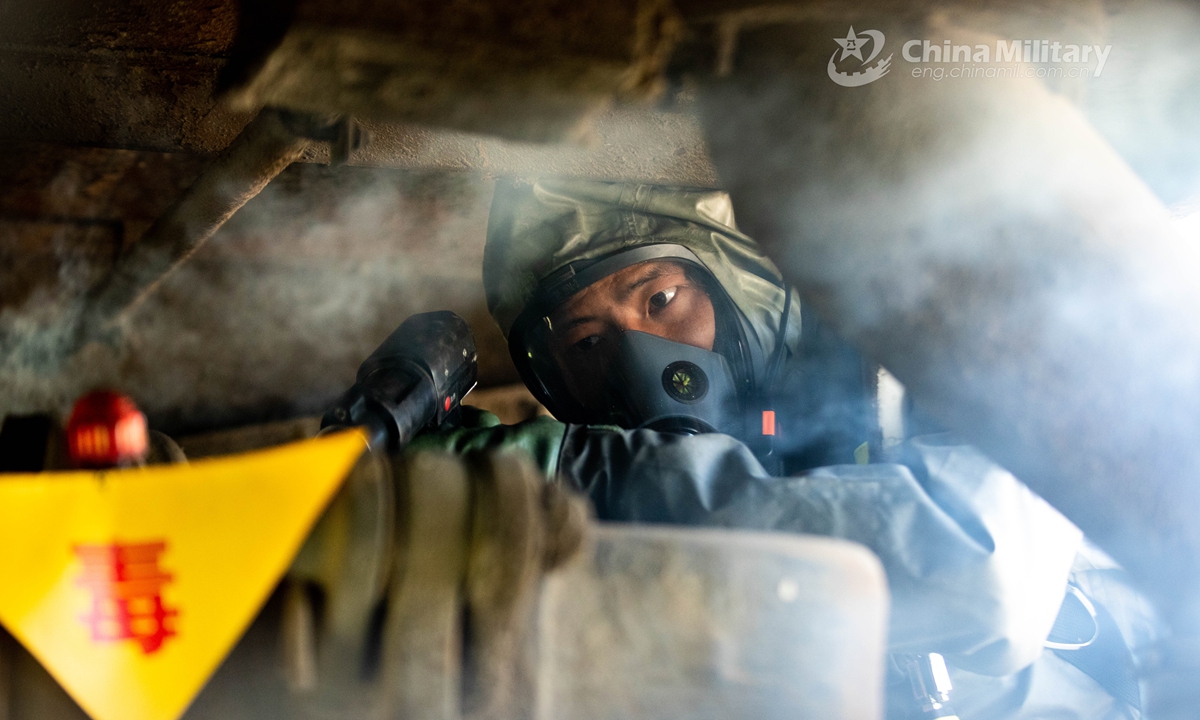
606 330 740 435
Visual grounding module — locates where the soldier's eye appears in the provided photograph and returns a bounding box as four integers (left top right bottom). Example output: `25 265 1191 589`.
649 287 677 310
574 335 602 352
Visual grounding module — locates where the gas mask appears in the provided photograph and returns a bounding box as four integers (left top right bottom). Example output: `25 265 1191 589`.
605 330 740 435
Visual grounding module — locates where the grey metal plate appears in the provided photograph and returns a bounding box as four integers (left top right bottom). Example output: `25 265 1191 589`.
537 524 888 720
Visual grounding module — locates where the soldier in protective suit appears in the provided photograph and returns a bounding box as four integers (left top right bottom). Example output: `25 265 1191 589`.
410 178 1156 719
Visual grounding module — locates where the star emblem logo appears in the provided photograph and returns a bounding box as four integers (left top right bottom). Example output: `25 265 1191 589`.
827 26 892 87
834 26 867 62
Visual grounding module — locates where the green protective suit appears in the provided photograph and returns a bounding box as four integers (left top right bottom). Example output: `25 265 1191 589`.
411 178 1156 719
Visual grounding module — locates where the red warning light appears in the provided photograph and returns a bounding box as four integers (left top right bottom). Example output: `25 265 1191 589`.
761 410 776 436
444 396 453 412
66 391 148 468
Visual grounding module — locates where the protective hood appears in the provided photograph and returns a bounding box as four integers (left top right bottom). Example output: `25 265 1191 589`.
484 178 801 400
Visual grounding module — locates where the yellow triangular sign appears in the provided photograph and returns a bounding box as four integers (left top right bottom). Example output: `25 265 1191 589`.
0 429 367 720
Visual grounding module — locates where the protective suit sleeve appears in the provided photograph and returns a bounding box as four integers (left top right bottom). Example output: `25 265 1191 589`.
558 425 1083 676
406 407 569 479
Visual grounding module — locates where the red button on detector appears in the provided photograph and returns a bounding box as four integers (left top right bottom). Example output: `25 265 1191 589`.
444 396 452 412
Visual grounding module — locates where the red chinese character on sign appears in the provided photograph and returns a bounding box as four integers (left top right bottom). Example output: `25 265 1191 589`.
74 541 178 654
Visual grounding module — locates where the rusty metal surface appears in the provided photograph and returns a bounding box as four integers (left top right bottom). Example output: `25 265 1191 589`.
0 147 202 333
0 50 715 186
0 46 254 154
83 109 311 333
222 0 683 143
0 0 238 53
0 67 715 187
314 109 718 187
0 0 248 153
0 146 205 230
0 0 713 179
0 220 118 322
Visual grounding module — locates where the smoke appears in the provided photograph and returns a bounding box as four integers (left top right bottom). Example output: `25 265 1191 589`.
0 162 511 435
687 13 1200 709
1084 0 1200 207
683 12 1200 695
